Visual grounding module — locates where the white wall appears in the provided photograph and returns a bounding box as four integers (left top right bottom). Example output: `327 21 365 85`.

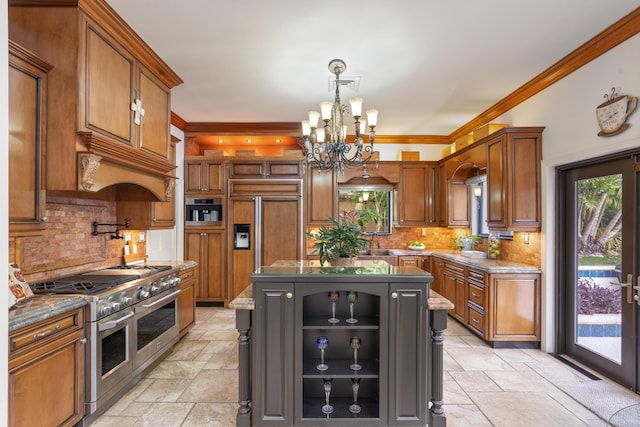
147 125 185 261
493 34 640 351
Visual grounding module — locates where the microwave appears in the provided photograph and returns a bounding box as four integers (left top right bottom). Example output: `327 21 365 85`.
186 197 223 226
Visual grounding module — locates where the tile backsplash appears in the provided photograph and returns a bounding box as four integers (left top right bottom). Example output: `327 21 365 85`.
9 196 132 282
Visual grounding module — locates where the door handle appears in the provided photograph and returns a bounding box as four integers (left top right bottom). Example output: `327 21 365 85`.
616 274 634 304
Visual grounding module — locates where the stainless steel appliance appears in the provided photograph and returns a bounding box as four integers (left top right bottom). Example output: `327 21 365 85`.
30 265 181 425
186 197 223 226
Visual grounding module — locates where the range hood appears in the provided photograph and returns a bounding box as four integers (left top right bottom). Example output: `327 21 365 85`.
77 133 177 202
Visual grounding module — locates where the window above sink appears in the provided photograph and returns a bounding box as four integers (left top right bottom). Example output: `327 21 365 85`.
338 184 393 235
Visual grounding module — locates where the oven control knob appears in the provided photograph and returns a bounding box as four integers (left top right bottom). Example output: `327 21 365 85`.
138 288 150 300
149 284 160 295
100 305 112 317
111 302 121 312
172 277 181 287
159 279 169 290
122 297 133 307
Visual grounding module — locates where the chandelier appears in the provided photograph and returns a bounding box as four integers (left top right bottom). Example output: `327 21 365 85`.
300 59 378 173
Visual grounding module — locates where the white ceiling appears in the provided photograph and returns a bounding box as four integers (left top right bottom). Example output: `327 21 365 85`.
108 1 639 136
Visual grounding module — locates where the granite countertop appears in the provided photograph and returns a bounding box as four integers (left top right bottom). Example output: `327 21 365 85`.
306 249 540 273
9 295 87 332
8 260 198 333
389 249 541 274
229 284 453 312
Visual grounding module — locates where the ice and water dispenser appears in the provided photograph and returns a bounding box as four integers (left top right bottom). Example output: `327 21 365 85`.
186 198 223 225
234 224 250 249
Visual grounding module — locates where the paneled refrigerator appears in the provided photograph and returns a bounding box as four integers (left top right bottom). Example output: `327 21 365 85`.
227 183 304 301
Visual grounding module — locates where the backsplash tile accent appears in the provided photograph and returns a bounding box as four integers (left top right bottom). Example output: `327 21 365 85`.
9 196 127 282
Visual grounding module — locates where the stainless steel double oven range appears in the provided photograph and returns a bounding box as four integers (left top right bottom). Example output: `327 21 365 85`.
31 265 182 425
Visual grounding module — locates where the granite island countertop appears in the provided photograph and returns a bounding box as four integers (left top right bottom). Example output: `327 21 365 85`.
229 259 453 311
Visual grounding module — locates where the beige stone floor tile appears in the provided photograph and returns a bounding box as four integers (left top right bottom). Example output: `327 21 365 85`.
165 340 209 361
178 369 238 403
443 349 464 371
134 378 193 402
449 371 501 392
181 402 238 427
117 401 154 417
442 335 474 348
131 402 194 427
103 379 155 416
444 404 493 426
145 360 207 379
483 370 557 392
468 391 590 427
446 347 516 371
200 339 237 354
203 351 239 370
443 379 474 404
493 347 540 365
89 415 139 427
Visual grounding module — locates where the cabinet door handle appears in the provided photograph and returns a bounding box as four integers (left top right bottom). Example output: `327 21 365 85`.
33 324 60 340
391 292 398 299
286 292 293 299
80 338 87 344
41 216 49 222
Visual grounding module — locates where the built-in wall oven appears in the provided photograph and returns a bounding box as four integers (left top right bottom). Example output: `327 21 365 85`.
30 265 181 426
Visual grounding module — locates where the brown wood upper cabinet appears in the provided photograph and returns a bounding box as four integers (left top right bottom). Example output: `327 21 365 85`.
8 41 52 235
305 168 338 225
398 162 438 226
229 160 302 179
9 1 182 193
185 158 225 194
486 127 544 231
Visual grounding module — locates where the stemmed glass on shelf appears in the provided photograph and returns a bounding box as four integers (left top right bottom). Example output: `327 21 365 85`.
346 291 358 324
350 336 362 370
321 378 334 414
327 291 340 323
316 335 329 371
349 378 362 414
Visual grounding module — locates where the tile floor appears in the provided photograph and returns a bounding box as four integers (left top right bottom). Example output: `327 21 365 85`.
91 306 639 427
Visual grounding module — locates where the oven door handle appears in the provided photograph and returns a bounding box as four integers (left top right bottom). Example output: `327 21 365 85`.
98 311 135 332
135 290 181 313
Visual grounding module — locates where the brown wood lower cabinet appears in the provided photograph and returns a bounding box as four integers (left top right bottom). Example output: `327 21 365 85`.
9 307 85 427
432 256 541 345
178 265 197 337
185 229 226 303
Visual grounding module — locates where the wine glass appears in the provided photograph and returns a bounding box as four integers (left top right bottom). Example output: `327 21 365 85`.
316 335 329 371
322 378 334 414
350 336 362 371
349 378 361 414
346 291 358 324
327 291 340 323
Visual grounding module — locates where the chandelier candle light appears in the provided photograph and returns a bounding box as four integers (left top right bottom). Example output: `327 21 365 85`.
300 59 378 173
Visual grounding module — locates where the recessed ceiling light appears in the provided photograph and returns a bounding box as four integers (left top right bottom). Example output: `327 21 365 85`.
247 139 252 143
275 139 281 143
217 139 224 143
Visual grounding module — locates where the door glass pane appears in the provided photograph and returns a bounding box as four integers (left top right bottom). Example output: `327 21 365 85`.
575 174 622 363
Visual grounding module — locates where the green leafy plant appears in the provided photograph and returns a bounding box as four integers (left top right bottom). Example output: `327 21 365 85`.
307 212 369 266
449 234 481 251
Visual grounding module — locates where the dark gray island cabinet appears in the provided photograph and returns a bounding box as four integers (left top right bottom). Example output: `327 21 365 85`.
231 260 452 427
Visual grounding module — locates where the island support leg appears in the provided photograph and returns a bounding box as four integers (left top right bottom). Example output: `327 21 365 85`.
429 309 447 427
236 309 252 427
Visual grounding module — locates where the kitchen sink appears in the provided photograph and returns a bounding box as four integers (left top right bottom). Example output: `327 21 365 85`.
360 249 392 255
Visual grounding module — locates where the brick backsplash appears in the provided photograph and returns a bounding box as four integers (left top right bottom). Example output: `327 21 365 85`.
9 196 135 282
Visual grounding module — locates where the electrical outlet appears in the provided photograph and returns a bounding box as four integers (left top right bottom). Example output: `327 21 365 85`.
138 232 145 242
123 232 132 243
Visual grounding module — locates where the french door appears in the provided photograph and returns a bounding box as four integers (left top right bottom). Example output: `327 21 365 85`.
559 153 638 388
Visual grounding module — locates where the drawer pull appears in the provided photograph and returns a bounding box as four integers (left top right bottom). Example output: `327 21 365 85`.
286 292 293 299
472 318 480 324
471 292 480 298
33 325 60 340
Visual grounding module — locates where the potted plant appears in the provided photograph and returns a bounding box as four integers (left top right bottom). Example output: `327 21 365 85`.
308 212 369 266
449 233 481 251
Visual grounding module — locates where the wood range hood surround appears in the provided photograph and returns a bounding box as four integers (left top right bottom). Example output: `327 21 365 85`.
78 132 177 202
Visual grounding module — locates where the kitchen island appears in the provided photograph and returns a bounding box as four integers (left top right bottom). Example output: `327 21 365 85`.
230 260 452 427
